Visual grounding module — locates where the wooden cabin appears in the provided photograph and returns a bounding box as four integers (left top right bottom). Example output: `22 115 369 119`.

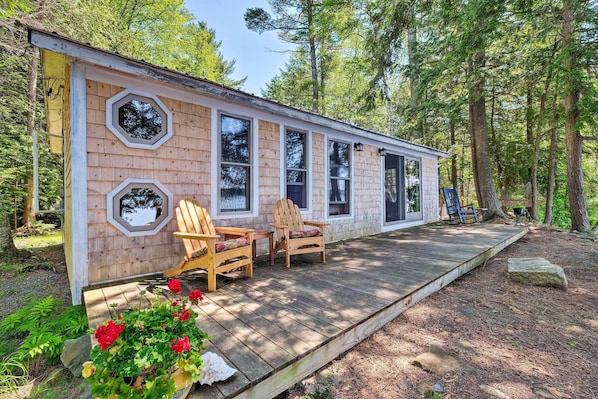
29 29 447 305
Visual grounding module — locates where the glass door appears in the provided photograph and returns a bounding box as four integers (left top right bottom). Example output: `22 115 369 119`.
384 154 422 223
384 154 405 223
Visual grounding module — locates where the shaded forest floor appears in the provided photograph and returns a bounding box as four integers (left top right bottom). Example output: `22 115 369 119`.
279 225 598 399
1 224 597 399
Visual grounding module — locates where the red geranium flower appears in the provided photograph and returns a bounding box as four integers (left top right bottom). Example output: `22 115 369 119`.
189 289 203 302
95 320 125 351
167 279 183 294
178 309 190 321
171 336 191 353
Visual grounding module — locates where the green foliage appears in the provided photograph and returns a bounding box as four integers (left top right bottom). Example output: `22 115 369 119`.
0 358 29 396
0 296 88 364
0 0 243 236
14 230 62 249
423 388 442 399
83 283 209 399
301 390 330 399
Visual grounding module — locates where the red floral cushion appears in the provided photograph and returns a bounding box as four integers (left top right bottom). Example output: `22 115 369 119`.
289 229 322 239
215 237 250 253
190 237 249 258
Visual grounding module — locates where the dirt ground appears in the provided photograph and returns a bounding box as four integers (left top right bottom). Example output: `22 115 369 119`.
1 223 597 399
280 225 598 399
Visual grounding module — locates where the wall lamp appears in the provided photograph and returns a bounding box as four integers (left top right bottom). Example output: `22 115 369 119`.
378 148 387 156
354 142 364 152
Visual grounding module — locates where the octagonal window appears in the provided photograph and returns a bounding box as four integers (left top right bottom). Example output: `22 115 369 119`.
106 90 172 150
107 178 173 236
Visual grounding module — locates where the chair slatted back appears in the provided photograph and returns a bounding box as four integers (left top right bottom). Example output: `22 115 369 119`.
442 188 461 215
273 198 305 233
176 199 216 257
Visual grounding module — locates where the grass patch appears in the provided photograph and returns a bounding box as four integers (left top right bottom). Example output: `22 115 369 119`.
14 231 63 250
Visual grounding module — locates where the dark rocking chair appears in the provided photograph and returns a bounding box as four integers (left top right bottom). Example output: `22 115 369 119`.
441 188 479 224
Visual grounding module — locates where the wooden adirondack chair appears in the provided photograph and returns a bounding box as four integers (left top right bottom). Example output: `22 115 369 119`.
164 199 254 291
270 198 329 268
441 188 479 224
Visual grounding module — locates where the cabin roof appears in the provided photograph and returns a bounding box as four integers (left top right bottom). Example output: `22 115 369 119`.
28 27 447 158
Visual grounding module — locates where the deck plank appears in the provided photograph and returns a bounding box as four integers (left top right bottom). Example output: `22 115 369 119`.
84 223 527 399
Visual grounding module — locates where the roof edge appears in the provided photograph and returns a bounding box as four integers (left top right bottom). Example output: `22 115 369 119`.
29 28 448 158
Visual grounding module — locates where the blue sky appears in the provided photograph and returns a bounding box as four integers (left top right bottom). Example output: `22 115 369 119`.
184 1 294 95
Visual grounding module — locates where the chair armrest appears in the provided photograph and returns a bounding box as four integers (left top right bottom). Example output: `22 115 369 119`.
174 232 220 241
269 223 290 240
303 221 329 229
269 223 288 229
215 227 255 236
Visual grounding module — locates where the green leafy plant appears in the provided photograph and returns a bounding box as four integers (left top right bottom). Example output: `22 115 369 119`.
82 279 210 399
424 388 443 399
0 359 29 396
0 296 88 363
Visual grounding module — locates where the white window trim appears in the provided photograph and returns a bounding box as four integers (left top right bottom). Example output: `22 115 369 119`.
281 125 312 212
326 137 354 220
380 151 424 229
211 109 258 219
404 155 423 222
106 177 173 237
105 88 173 150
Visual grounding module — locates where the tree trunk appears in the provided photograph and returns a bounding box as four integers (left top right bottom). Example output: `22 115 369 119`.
0 196 18 255
408 27 423 140
531 74 553 222
489 86 505 202
468 51 506 220
562 0 590 232
22 46 40 226
543 90 559 225
306 0 319 113
450 118 458 189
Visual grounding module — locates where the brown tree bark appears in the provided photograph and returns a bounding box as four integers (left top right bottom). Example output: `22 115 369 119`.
22 46 40 226
562 0 590 232
531 73 553 222
306 0 319 113
408 27 423 140
0 197 18 255
468 51 506 220
543 90 559 225
450 118 458 190
489 86 505 202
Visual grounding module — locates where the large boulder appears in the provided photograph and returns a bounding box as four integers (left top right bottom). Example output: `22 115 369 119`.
507 258 568 289
60 335 91 377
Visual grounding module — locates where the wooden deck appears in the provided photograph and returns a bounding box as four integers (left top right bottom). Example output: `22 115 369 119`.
84 223 528 399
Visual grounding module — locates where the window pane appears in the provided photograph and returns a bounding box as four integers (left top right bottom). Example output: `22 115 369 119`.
406 159 420 213
329 179 348 203
287 170 305 183
118 100 162 140
221 115 250 163
286 130 306 169
120 187 163 227
287 185 306 209
220 165 249 211
329 141 350 177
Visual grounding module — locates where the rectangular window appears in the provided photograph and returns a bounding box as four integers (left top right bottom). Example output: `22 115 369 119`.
219 113 251 212
405 158 421 213
285 128 308 209
328 140 351 216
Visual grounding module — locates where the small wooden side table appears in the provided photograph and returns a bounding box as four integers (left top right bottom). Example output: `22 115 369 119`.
252 230 274 265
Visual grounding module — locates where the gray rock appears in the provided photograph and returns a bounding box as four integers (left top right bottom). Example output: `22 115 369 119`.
60 335 91 377
480 384 510 398
412 346 462 374
507 258 568 289
432 381 445 393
